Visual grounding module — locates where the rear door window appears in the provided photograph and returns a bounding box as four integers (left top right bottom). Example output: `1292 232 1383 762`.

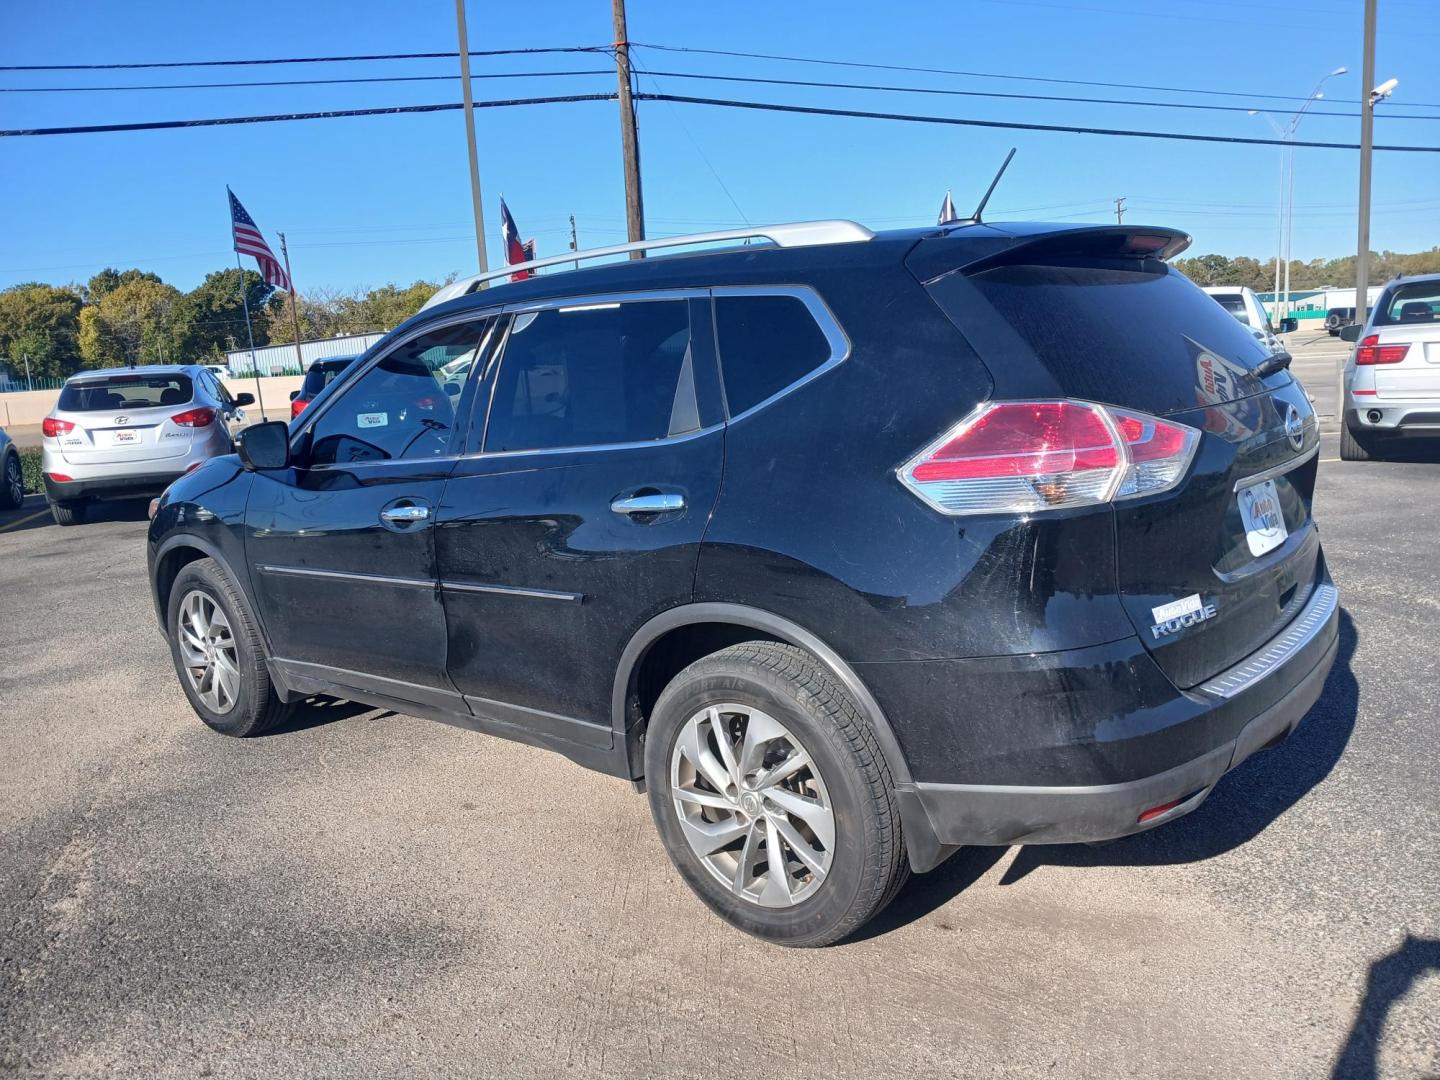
59 374 193 411
714 292 837 416
483 299 694 453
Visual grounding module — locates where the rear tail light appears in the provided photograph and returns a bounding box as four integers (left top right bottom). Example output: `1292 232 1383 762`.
291 397 307 418
898 399 1199 516
42 417 74 438
46 472 73 483
170 406 216 427
1354 334 1409 365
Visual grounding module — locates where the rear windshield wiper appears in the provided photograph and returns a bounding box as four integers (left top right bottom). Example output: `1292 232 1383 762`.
1253 350 1293 379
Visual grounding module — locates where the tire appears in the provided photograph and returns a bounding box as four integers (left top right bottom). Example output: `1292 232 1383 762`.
1340 422 1378 462
644 641 908 947
166 557 291 737
49 499 85 526
0 452 23 510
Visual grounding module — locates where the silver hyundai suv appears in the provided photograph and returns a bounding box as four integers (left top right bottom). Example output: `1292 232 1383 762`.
41 365 253 525
1340 273 1440 460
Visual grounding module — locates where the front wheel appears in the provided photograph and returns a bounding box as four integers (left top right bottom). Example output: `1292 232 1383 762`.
166 557 291 737
644 642 908 947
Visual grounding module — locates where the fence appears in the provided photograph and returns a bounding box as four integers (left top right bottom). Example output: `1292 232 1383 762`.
0 376 67 394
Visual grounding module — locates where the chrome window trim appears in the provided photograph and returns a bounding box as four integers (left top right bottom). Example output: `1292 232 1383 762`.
472 421 723 462
1197 583 1338 699
441 580 582 602
1231 443 1319 492
499 288 709 315
255 564 433 589
711 284 852 424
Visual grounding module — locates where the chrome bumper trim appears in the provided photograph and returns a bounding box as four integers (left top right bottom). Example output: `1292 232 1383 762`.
1198 583 1339 700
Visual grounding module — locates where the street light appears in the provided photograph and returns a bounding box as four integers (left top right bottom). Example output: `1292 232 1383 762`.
1250 65 1348 327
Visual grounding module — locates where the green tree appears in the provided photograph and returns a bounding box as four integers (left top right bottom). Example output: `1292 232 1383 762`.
77 278 189 368
0 283 84 379
185 268 275 360
85 267 161 305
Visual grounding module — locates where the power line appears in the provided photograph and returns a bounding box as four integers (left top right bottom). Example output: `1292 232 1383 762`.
631 41 1440 112
0 69 612 93
634 93 1440 153
0 93 616 138
0 46 607 72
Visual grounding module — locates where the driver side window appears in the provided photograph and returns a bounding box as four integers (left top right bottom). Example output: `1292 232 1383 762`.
308 320 486 466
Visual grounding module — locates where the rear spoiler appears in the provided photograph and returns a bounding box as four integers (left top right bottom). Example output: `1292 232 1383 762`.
910 225 1192 284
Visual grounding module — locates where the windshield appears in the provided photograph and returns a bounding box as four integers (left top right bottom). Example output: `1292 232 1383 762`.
1375 282 1440 326
59 374 193 412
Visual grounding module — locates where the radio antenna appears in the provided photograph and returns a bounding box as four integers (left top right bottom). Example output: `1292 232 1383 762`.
967 147 1017 224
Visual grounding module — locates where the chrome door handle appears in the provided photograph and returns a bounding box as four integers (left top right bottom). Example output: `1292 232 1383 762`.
380 505 430 525
610 493 685 515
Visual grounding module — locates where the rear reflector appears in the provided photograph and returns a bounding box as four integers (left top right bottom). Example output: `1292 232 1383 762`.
899 399 1199 516
1137 798 1184 824
170 406 216 427
42 417 74 438
46 472 73 483
1352 389 1377 396
1354 334 1409 365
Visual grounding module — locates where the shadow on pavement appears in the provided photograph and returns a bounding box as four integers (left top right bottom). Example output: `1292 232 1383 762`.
867 610 1360 932
1330 934 1440 1080
263 696 392 737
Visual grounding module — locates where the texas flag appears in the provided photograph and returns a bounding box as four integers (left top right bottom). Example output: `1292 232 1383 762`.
500 197 534 282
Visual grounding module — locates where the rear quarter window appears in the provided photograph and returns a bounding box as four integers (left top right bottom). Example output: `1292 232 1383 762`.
714 293 836 416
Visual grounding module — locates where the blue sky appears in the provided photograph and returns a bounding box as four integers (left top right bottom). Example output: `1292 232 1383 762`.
2 0 1437 293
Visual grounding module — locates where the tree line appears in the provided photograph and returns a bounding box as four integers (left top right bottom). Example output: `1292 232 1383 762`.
1171 247 1440 291
0 267 449 380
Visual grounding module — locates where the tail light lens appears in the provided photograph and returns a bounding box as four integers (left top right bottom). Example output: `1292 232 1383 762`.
1354 335 1409 365
291 397 308 419
42 417 74 438
899 399 1199 516
170 407 216 427
46 472 73 482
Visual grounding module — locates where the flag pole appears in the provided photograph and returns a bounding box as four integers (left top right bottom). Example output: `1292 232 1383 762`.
277 232 306 378
234 250 266 421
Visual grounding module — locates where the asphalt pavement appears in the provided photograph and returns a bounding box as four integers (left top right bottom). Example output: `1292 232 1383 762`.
1 340 1437 1077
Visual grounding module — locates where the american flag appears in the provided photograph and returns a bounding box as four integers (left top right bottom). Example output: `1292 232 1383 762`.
499 197 533 282
228 188 291 292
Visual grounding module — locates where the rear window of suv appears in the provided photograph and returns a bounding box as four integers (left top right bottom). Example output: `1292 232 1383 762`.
58 374 193 412
1375 282 1440 326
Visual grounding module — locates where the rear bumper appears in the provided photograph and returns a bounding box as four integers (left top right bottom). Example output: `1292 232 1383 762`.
877 573 1340 872
1344 402 1440 435
44 470 185 502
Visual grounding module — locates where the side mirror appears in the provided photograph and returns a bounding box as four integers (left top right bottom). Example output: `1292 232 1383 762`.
233 392 255 407
1339 324 1363 343
1278 317 1299 334
235 420 291 471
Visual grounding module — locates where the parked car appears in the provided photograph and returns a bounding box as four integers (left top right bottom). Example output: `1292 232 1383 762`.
0 426 23 510
289 354 361 419
1200 286 1291 351
1325 307 1357 336
43 365 253 525
204 364 231 380
1338 274 1440 460
148 220 1338 945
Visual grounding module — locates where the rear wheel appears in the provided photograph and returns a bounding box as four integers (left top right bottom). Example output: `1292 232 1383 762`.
49 499 85 526
1 452 23 510
167 557 291 737
644 642 908 947
1340 422 1379 461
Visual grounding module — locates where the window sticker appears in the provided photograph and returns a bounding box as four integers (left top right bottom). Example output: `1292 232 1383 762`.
357 412 389 429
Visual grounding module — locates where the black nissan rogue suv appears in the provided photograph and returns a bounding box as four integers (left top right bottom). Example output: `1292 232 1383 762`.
148 219 1339 946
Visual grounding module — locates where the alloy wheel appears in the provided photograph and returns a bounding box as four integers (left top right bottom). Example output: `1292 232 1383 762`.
5 457 21 506
670 703 835 908
177 589 241 714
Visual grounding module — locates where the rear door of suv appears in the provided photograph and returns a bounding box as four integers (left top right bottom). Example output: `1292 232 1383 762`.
52 371 201 468
1352 279 1440 403
435 291 724 742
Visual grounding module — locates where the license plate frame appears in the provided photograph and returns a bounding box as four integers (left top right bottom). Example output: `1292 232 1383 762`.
109 429 140 446
1238 477 1288 557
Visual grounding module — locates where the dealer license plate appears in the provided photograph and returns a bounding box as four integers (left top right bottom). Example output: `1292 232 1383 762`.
1238 478 1287 557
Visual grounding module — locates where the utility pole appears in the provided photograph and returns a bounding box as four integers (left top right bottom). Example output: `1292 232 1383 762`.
277 232 306 377
612 0 646 255
1114 196 1126 224
1354 0 1378 328
569 214 580 269
23 354 32 392
456 0 490 281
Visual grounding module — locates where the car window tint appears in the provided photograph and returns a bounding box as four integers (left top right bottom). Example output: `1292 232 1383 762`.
714 294 833 416
59 374 193 411
1376 283 1440 326
484 300 692 452
308 323 484 465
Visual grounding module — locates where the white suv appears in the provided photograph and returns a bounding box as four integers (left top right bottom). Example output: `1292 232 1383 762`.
1201 286 1284 353
1340 274 1440 460
41 365 252 525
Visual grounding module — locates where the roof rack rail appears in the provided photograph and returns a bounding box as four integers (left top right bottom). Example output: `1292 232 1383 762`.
421 219 875 311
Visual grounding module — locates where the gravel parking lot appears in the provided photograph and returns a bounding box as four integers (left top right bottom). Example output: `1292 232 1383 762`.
2 333 1436 1078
